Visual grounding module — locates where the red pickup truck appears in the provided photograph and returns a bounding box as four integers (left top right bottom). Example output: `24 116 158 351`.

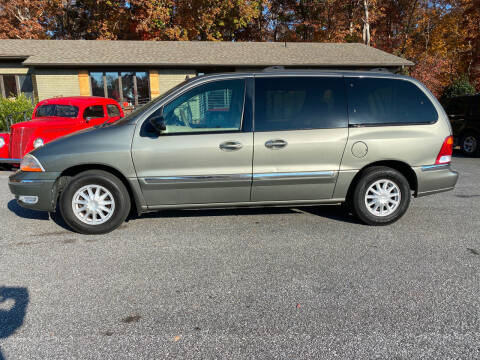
0 96 124 164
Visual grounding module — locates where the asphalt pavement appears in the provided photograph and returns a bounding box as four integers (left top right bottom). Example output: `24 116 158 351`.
0 155 479 359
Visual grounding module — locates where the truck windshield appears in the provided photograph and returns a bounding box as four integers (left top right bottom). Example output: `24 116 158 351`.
35 105 79 118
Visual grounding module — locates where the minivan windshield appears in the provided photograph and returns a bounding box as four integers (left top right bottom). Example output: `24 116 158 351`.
35 104 79 118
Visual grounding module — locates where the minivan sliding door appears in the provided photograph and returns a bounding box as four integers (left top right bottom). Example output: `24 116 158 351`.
251 76 349 202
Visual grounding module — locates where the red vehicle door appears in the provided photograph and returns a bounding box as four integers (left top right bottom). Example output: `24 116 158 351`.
82 104 109 127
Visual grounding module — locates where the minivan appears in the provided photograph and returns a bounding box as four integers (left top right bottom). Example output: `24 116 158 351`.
9 70 459 234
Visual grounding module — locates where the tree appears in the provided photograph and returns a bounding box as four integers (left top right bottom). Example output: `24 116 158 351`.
441 74 476 100
0 0 51 39
46 0 131 40
128 0 262 41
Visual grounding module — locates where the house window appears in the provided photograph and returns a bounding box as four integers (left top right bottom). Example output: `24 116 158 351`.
0 74 33 100
89 71 150 107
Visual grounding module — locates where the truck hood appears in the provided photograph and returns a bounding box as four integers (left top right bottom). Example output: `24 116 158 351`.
11 117 79 130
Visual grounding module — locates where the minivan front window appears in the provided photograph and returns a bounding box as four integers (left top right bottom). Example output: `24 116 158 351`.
35 104 79 118
161 79 245 133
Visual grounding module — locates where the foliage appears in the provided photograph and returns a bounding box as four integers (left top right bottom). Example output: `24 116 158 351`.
0 0 50 39
0 94 35 132
441 75 477 102
0 0 479 96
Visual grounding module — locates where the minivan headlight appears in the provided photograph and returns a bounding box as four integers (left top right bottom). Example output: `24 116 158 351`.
0 137 4 149
33 138 44 149
20 154 45 172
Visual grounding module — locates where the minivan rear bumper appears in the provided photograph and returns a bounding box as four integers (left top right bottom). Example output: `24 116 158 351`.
414 164 459 197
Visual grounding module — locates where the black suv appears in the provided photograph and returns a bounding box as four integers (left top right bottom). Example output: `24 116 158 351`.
444 94 480 156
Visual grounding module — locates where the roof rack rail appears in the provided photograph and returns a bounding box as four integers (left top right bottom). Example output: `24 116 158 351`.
262 66 285 72
369 67 391 73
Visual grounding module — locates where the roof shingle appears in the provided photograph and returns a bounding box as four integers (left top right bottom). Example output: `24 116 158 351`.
0 40 414 67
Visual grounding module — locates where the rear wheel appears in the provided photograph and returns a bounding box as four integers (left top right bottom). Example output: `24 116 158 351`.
59 170 130 234
460 132 479 157
351 166 411 226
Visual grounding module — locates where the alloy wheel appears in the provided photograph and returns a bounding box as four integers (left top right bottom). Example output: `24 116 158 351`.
364 179 401 217
71 184 116 225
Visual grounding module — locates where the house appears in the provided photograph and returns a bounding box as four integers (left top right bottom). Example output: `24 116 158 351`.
0 40 413 106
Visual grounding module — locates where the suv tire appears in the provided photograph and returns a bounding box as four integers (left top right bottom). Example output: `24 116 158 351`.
460 132 479 157
351 166 411 226
59 170 130 235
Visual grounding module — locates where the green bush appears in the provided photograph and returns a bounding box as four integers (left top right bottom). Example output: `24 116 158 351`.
0 94 35 132
441 75 476 103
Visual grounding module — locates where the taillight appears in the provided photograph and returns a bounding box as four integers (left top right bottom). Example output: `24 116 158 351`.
435 135 453 164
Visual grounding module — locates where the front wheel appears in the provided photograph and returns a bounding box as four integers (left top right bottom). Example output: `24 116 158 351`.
351 167 411 226
59 170 131 234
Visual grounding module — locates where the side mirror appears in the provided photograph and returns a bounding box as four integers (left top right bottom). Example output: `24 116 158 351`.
149 115 166 133
85 116 93 123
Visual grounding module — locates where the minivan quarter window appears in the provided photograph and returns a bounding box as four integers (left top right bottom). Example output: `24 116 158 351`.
160 79 246 134
254 76 348 131
347 77 438 126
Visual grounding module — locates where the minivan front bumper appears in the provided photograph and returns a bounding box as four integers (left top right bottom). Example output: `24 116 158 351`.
414 164 459 197
8 171 60 212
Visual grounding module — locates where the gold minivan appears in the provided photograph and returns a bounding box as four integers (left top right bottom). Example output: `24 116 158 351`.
9 70 458 234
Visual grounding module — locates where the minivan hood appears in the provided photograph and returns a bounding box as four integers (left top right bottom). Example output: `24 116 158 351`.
30 122 137 176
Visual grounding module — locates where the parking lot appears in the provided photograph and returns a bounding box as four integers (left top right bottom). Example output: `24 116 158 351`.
0 154 479 359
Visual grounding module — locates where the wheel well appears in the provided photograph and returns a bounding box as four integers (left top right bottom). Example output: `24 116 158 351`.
54 164 139 215
346 160 418 201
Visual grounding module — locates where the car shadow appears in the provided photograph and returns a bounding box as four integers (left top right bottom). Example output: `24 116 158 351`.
136 206 298 219
452 149 475 158
300 205 363 224
135 204 362 224
7 200 72 231
0 287 29 360
7 200 49 221
8 198 359 230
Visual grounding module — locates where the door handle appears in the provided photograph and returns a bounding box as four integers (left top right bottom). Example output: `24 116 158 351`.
219 141 243 151
265 139 288 149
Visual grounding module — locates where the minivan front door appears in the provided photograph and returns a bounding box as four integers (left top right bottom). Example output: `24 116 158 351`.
132 78 253 207
251 76 349 202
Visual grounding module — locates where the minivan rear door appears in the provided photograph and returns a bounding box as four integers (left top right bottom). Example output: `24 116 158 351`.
251 75 349 202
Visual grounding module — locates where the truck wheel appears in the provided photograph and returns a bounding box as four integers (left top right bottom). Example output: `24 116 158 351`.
59 170 130 235
460 132 479 157
351 166 411 226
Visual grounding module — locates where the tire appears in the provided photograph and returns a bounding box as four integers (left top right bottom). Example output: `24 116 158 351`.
59 170 131 234
460 132 479 157
351 166 411 226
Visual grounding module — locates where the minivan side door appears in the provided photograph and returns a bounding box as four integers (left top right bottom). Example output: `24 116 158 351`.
251 76 349 202
132 77 253 207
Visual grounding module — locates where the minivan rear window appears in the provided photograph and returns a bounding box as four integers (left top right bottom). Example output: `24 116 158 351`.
254 77 348 131
347 78 438 126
